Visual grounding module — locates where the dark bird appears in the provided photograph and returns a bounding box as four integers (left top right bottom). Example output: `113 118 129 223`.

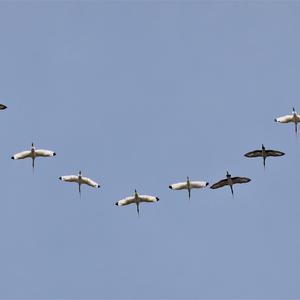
210 171 251 197
244 144 285 169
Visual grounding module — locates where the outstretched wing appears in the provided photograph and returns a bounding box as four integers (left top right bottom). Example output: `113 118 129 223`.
231 177 251 185
35 149 56 157
275 115 293 123
59 175 79 183
190 181 209 189
244 150 263 158
138 195 159 203
12 151 31 160
210 179 228 189
169 182 188 190
81 176 100 188
0 104 7 110
115 196 135 206
265 150 285 157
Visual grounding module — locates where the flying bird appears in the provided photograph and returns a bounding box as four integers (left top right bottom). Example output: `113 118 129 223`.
11 143 56 171
275 107 300 135
0 104 7 110
244 144 285 169
115 190 159 216
169 176 209 199
210 171 251 197
59 170 100 196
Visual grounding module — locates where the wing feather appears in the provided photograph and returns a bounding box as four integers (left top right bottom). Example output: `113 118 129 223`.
210 179 229 189
116 196 135 206
169 182 188 190
265 150 285 157
0 104 7 110
12 151 32 160
189 181 209 189
59 175 79 183
244 150 263 158
138 195 159 203
231 177 251 184
35 149 56 157
81 176 100 188
275 115 294 123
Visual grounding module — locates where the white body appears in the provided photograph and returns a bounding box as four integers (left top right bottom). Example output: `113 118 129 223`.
116 190 159 215
59 171 100 195
275 108 300 134
12 143 56 171
169 177 209 199
169 181 208 190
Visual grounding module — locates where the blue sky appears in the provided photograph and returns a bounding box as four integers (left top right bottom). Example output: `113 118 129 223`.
0 1 300 298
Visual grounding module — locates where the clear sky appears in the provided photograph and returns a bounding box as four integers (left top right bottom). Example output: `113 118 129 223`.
0 1 300 299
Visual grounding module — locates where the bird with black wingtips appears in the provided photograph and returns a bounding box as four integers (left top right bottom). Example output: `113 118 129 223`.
244 144 285 169
59 170 100 196
115 190 159 216
169 176 209 200
275 107 300 135
11 143 56 172
210 171 251 197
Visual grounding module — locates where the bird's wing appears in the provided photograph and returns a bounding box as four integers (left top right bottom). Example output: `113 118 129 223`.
231 177 251 184
138 195 159 203
81 176 100 188
244 150 263 158
12 151 31 160
116 196 135 206
60 175 79 183
169 182 188 190
189 181 209 188
265 150 285 157
210 179 228 189
0 104 7 110
275 115 293 123
35 149 56 157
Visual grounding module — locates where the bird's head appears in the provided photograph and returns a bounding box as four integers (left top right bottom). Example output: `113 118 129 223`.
262 144 265 150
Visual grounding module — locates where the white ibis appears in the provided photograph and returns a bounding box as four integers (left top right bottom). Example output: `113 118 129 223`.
115 190 159 215
169 176 209 199
275 107 300 135
59 170 100 196
11 143 56 171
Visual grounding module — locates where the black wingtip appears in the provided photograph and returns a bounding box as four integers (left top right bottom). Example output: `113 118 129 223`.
274 118 278 122
11 156 14 160
53 152 57 156
59 176 62 180
169 185 172 189
206 182 209 186
156 197 159 201
97 185 100 188
115 202 119 206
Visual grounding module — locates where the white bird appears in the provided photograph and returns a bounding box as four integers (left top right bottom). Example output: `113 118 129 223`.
275 107 300 135
11 143 56 171
169 176 209 199
115 190 159 215
244 144 285 169
0 104 7 110
59 170 100 196
210 171 251 197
